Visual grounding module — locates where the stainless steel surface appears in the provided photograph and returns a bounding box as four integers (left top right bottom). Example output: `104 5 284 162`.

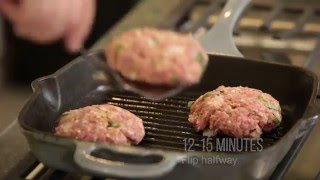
274 1 316 39
259 0 287 30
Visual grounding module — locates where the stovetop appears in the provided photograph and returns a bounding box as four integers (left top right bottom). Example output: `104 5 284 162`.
161 0 320 78
1 0 320 179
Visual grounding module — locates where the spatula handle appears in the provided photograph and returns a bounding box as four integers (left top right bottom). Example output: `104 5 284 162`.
199 0 251 57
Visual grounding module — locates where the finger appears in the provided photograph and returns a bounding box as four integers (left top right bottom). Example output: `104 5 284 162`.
17 0 69 44
32 0 69 42
12 21 57 44
64 0 96 53
14 24 62 44
0 0 21 23
66 0 82 28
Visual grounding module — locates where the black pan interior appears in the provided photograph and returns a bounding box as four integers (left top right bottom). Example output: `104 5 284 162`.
18 54 317 152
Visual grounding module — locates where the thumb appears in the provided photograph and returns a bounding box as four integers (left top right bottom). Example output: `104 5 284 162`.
0 0 20 23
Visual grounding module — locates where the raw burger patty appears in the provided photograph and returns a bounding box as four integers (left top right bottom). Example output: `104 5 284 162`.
105 27 209 86
55 104 145 145
188 86 282 138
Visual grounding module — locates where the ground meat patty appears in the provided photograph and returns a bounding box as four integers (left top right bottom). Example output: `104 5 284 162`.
55 104 145 145
188 86 282 138
105 27 208 86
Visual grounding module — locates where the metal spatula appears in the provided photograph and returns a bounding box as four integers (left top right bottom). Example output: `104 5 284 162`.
82 0 251 100
80 49 185 100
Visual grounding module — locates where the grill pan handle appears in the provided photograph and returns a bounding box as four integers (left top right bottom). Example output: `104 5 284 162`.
74 142 186 178
198 0 251 57
295 105 320 139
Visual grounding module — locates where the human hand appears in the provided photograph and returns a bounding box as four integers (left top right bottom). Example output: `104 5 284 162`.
0 0 96 52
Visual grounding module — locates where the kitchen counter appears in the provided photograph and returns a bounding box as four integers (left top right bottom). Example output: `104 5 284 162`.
0 86 32 179
0 0 319 179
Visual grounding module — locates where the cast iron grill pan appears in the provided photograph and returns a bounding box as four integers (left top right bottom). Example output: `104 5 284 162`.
18 51 318 179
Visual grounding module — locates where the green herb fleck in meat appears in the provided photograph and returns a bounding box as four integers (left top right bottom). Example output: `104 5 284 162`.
171 76 180 85
114 44 124 60
187 101 195 108
273 112 281 125
196 52 206 70
202 92 211 99
109 121 120 128
267 103 278 110
258 95 278 110
61 112 69 117
258 95 264 102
